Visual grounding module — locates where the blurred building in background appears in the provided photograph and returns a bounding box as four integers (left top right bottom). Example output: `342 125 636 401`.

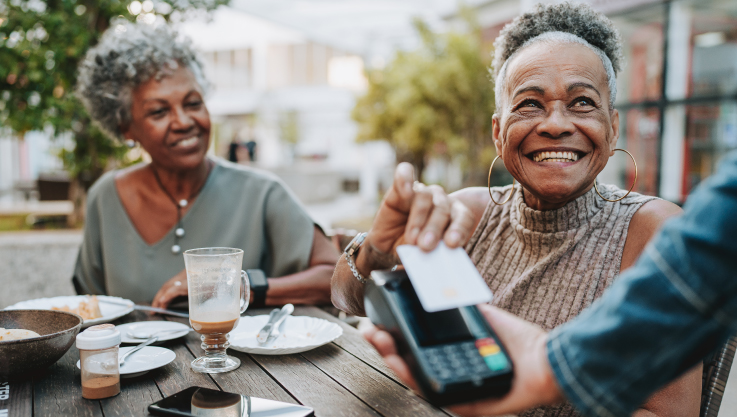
448 0 737 204
3 0 736 213
178 8 395 209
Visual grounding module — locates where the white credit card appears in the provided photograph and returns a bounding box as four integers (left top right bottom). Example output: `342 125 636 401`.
396 242 493 312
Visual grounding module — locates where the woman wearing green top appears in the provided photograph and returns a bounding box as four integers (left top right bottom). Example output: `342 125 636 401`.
72 21 338 308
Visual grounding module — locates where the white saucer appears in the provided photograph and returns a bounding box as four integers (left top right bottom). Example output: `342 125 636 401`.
117 321 190 344
76 346 176 378
229 315 343 355
6 295 134 328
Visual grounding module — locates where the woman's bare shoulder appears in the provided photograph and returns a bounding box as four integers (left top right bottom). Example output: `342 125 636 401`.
630 199 683 233
113 162 151 190
114 162 149 180
621 199 682 270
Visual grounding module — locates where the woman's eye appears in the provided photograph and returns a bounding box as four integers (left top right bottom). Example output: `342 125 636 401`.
186 100 202 108
572 97 595 108
516 99 541 110
148 108 166 117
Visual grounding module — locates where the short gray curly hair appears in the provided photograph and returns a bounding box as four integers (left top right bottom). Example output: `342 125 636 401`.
492 2 623 110
76 20 208 141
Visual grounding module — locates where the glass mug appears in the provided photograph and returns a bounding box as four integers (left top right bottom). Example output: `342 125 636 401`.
184 247 250 373
191 388 251 417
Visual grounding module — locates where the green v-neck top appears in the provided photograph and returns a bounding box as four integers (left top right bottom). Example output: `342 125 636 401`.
72 158 315 304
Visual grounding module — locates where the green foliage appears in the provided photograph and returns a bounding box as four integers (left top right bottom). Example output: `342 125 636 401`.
0 0 228 182
352 12 496 185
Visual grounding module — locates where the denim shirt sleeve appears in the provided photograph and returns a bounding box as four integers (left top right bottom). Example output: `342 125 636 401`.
546 150 737 417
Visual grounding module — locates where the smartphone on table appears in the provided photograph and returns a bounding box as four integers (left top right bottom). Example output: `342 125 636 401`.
148 386 314 417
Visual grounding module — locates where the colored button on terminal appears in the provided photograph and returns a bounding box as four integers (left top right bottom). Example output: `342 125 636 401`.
479 345 501 356
484 354 509 371
475 338 495 348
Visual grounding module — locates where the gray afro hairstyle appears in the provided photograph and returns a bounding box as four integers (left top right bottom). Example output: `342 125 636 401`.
76 20 208 141
492 2 623 110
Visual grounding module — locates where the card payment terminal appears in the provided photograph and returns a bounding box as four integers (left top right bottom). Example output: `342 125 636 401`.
364 270 513 406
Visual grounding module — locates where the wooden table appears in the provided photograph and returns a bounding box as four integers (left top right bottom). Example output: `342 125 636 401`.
0 306 450 417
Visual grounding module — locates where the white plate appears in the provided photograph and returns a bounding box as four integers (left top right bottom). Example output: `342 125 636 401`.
229 315 343 355
117 321 191 344
76 346 176 378
5 296 134 328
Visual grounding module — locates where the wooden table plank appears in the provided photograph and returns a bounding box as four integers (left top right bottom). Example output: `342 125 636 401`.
171 318 298 404
251 353 382 417
216 307 384 416
152 342 219 397
300 343 450 417
0 379 32 417
99 375 162 417
293 307 400 383
33 348 103 417
206 350 300 405
125 312 220 397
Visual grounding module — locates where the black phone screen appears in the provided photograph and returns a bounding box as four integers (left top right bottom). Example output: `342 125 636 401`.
395 278 476 346
148 386 314 417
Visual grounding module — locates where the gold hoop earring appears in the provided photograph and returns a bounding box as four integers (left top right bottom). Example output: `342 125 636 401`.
488 155 515 205
594 148 638 203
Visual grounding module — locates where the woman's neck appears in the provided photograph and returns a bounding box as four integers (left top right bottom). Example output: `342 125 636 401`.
149 158 211 201
521 184 594 211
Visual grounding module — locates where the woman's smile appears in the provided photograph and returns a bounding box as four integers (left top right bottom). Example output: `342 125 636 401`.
169 135 203 151
521 146 591 186
528 149 583 164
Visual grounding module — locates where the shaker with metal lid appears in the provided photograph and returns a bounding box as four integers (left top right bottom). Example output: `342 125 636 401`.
76 323 121 399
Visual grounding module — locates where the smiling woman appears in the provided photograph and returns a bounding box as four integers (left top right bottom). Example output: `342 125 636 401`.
331 3 701 417
72 21 338 310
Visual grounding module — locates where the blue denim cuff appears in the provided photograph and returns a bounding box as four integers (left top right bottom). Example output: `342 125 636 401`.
547 330 628 417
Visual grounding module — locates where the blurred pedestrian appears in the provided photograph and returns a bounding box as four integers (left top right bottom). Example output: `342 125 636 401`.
228 140 240 163
245 140 257 162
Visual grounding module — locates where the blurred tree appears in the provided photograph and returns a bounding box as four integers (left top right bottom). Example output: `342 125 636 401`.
352 11 496 187
0 0 227 223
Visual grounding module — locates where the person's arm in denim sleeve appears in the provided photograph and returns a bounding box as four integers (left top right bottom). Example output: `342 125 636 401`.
547 150 737 417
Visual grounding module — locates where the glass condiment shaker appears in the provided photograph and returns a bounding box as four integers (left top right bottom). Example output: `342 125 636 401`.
76 323 121 400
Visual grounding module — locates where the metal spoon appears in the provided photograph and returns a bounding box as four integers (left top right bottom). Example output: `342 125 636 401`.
127 328 192 340
119 336 158 367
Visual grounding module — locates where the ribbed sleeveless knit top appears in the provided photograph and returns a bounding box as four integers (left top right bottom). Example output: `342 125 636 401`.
465 183 656 417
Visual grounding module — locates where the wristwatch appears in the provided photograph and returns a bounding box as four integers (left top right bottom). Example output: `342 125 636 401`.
246 269 269 308
344 232 369 284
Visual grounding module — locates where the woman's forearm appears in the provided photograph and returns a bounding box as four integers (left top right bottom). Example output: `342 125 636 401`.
330 254 368 316
263 264 334 306
330 234 402 316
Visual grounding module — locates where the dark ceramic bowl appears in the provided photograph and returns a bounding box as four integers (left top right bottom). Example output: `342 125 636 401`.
0 309 83 377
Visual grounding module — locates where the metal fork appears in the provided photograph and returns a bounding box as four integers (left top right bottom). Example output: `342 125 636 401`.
265 315 288 345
